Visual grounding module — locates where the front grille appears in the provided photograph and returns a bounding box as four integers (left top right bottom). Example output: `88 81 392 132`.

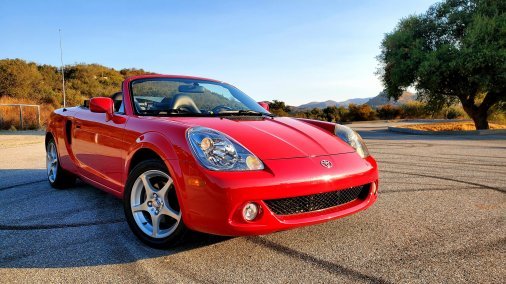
264 184 370 215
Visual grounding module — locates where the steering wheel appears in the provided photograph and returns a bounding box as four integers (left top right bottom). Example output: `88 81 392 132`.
212 105 233 113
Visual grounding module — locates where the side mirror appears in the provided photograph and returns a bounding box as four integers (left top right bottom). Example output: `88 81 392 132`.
90 97 114 121
258 102 270 111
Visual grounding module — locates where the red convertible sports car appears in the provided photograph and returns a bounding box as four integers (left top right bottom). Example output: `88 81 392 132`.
46 75 378 248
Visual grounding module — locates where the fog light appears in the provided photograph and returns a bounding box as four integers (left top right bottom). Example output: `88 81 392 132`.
242 202 259 221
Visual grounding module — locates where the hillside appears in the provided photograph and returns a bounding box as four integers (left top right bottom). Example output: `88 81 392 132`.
295 92 416 110
297 97 371 109
366 91 416 107
0 58 152 108
340 97 371 106
297 100 340 109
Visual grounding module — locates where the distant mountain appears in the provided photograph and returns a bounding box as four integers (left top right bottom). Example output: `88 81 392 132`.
297 97 371 109
294 91 416 110
297 100 339 109
339 97 371 107
366 91 416 108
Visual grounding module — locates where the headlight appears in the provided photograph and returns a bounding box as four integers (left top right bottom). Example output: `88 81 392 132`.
334 124 370 158
187 127 264 171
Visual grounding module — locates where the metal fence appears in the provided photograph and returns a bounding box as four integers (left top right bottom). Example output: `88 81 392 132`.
0 104 41 129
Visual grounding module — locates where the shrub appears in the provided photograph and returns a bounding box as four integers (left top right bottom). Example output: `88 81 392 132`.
376 104 402 120
268 100 290 117
443 106 466 119
294 112 308 118
347 104 376 121
335 106 349 122
309 108 325 121
400 101 430 119
321 106 349 122
489 102 506 125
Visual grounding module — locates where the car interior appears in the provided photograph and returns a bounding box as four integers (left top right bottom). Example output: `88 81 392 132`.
110 92 124 113
108 91 201 115
150 94 201 113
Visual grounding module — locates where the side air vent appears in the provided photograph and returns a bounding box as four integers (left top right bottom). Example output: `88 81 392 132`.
65 120 72 144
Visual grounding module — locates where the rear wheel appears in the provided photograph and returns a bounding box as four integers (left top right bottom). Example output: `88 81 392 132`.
46 137 76 189
124 160 187 248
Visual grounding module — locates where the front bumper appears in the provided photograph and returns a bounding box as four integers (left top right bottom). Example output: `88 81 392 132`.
178 153 379 236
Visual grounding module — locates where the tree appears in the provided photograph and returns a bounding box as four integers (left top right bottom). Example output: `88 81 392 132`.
269 100 291 116
0 59 44 99
322 106 339 122
377 104 402 120
347 104 376 121
378 0 506 129
309 108 325 121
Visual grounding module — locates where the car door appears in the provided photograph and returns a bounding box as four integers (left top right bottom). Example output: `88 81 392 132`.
72 103 128 192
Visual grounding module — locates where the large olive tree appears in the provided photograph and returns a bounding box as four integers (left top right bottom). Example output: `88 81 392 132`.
378 0 505 129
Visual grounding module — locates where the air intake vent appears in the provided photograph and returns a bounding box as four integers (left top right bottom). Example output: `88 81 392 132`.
264 184 370 215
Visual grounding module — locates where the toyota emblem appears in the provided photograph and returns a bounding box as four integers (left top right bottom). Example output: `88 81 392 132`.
320 160 333 168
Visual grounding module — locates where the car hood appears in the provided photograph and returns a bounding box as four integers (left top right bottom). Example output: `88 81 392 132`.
167 116 355 160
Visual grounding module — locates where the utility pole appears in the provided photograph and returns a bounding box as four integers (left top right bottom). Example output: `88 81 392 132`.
59 29 66 108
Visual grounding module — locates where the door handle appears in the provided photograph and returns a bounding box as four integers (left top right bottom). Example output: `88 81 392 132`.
75 124 81 129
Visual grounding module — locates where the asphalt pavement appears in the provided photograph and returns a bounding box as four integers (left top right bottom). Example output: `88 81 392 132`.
0 122 504 283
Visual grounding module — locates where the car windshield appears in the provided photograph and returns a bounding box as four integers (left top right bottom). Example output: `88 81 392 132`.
130 78 271 117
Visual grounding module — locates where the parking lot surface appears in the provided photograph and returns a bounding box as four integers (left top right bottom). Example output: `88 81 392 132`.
0 122 504 283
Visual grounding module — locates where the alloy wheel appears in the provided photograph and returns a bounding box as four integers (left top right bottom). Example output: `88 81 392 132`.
46 142 58 183
130 170 182 238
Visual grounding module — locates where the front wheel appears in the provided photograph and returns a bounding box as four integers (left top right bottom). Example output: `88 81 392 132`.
46 137 76 189
123 160 187 248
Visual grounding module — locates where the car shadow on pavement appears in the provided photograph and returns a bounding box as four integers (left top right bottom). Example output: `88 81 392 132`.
0 169 231 268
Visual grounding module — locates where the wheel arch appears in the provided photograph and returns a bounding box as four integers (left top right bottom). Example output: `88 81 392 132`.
125 132 178 171
124 131 183 190
45 131 54 147
123 136 189 224
128 148 164 174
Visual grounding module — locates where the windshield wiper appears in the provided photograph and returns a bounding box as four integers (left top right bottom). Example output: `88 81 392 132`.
215 110 274 117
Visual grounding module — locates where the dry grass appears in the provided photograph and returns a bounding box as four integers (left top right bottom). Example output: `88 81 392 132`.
404 121 506 131
0 97 54 130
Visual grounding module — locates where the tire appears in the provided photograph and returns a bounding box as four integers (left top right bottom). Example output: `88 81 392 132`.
123 159 187 249
46 137 76 189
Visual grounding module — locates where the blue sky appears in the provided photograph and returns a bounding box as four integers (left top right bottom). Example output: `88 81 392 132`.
0 0 435 105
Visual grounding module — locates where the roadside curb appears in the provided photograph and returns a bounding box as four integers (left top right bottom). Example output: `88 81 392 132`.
388 126 506 136
343 119 469 125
